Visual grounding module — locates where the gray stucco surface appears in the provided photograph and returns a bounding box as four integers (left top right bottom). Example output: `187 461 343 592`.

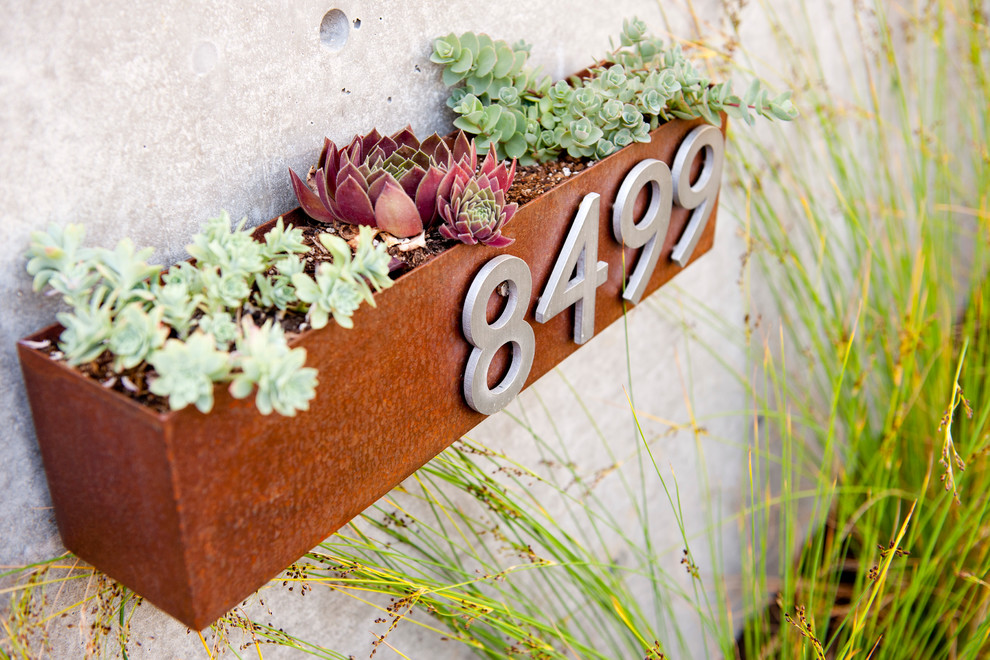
2 1 790 657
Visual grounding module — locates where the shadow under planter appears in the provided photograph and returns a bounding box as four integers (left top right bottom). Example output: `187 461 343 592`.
18 116 725 629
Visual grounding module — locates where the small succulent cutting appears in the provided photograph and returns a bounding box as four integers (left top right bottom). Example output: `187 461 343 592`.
289 126 472 238
432 17 798 163
26 212 393 415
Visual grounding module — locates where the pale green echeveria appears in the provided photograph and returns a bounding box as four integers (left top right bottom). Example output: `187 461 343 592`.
93 238 160 311
108 304 168 372
148 332 230 413
255 254 305 310
26 223 102 307
200 267 252 311
46 261 102 307
601 64 628 89
612 128 635 148
497 86 520 106
197 310 239 350
559 117 604 158
431 31 528 100
436 20 798 164
548 80 573 109
452 94 528 158
292 263 364 330
254 273 298 311
275 254 305 278
229 318 317 416
261 217 308 261
595 140 616 160
186 210 265 278
161 261 203 294
620 16 648 46
292 233 360 328
151 280 201 339
56 294 113 366
599 98 624 126
23 212 355 418
347 226 395 304
720 80 798 125
25 223 94 294
638 87 670 119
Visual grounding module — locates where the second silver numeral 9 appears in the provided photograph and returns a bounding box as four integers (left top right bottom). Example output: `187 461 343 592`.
670 124 725 267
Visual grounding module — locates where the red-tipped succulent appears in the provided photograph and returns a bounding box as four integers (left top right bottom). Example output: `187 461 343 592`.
289 126 472 238
436 145 518 248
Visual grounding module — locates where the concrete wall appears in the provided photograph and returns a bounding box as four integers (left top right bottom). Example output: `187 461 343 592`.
1 1 787 657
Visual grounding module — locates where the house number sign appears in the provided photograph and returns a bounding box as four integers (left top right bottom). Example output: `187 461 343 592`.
461 124 725 414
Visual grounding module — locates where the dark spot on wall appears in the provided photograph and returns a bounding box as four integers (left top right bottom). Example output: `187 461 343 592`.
319 9 349 52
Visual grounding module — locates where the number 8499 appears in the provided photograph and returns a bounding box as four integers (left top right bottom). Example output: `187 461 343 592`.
461 124 725 415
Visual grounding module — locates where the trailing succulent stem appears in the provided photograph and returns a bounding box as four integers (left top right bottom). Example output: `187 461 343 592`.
26 213 392 415
432 17 797 164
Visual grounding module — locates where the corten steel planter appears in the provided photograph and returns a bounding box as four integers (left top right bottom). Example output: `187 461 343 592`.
18 115 726 629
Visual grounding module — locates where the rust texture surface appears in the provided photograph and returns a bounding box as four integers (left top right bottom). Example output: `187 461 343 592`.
17 116 724 629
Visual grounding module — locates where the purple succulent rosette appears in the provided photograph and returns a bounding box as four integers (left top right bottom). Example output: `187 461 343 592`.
436 147 518 248
289 127 473 239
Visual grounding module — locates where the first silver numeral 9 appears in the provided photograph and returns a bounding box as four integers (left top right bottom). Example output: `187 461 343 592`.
462 255 536 415
613 124 725 299
611 159 673 304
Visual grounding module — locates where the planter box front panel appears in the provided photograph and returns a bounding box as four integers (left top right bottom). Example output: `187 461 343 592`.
18 116 724 628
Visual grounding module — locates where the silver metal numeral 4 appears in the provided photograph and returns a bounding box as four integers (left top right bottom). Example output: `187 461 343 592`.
611 159 673 304
534 193 609 344
462 255 536 415
670 124 725 267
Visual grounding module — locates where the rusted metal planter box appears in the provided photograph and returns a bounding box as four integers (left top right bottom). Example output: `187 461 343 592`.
17 116 724 629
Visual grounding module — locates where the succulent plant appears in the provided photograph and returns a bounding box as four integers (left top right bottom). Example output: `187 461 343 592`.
437 147 517 248
430 32 529 100
148 332 231 413
197 311 239 350
289 127 472 238
292 263 364 330
25 223 94 295
108 304 169 371
432 18 798 164
26 212 391 416
92 238 160 311
348 226 397 301
56 293 113 366
229 318 318 417
291 230 392 329
152 280 201 339
254 272 297 311
261 217 309 260
26 224 103 307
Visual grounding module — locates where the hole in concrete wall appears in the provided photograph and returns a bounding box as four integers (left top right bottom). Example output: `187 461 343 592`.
192 41 218 74
320 9 349 51
353 18 361 29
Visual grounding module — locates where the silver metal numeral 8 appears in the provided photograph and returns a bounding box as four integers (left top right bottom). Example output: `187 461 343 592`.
670 124 725 267
462 255 536 415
